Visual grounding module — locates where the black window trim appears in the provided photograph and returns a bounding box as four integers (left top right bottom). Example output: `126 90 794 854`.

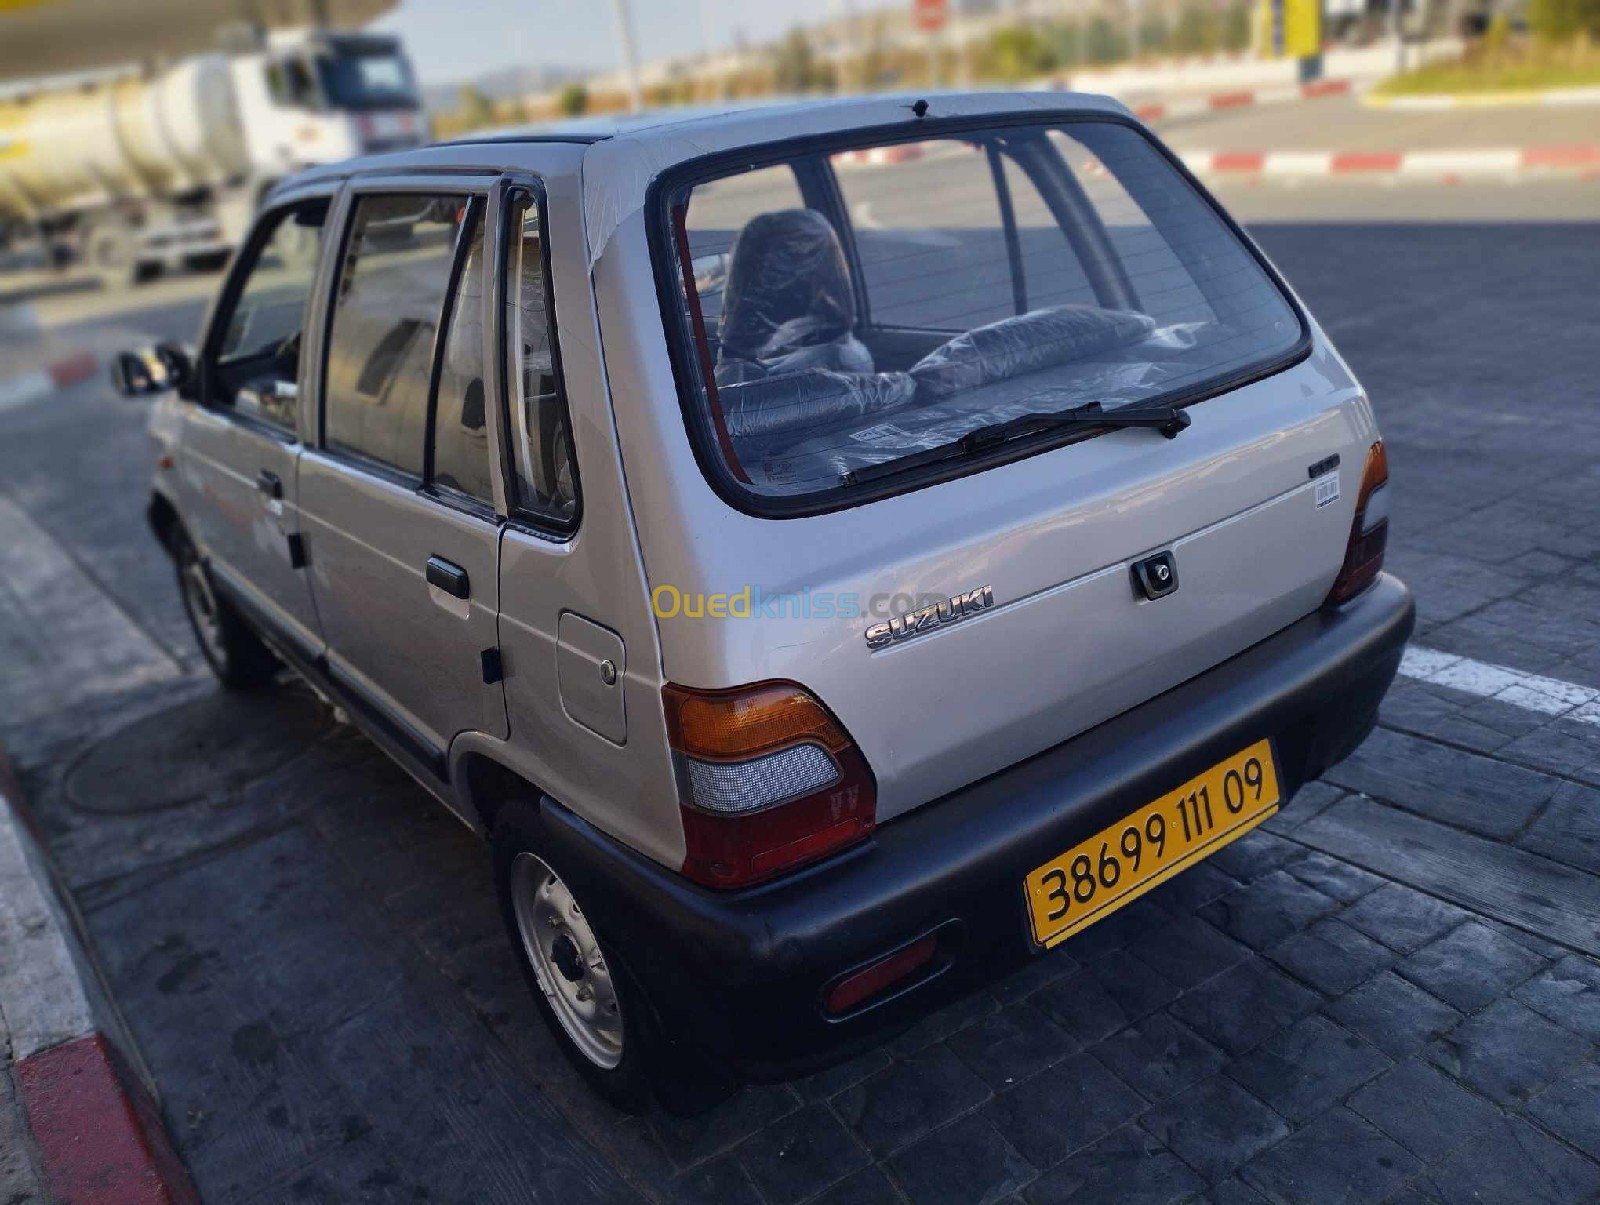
317 176 503 514
490 173 582 539
645 109 1313 520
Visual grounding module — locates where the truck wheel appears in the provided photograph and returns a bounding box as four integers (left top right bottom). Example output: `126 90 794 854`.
82 221 143 289
492 801 653 1113
173 532 278 689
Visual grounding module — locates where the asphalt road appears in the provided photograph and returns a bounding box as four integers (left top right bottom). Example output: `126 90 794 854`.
2 173 1600 1204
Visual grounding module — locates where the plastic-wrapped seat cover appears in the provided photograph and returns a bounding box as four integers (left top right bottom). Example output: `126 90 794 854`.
715 209 874 385
910 305 1156 399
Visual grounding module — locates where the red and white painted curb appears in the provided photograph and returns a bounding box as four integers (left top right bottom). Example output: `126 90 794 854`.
0 750 198 1204
833 143 929 169
1178 143 1600 180
0 350 99 413
1131 78 1354 123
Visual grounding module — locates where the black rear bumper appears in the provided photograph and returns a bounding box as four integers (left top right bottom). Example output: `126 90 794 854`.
536 574 1415 1081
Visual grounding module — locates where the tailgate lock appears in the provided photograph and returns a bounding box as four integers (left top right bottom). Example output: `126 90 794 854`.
1132 552 1179 601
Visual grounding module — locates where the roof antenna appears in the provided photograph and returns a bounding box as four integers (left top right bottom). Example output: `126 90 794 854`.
910 98 929 119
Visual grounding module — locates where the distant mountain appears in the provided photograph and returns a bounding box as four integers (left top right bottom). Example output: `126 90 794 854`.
421 62 596 112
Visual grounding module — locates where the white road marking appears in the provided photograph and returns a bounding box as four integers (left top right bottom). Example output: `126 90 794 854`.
1399 646 1600 727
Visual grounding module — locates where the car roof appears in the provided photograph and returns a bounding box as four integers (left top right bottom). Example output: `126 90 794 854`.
296 90 1128 177
280 90 1134 266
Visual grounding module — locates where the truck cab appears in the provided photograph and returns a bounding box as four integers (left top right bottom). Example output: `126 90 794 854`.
245 30 428 176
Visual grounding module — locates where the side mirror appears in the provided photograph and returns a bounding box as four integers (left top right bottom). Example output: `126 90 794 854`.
110 343 194 399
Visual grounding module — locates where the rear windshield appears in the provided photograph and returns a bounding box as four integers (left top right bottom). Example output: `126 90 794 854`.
659 119 1305 508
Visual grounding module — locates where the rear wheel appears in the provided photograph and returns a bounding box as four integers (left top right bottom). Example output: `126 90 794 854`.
173 532 277 689
493 801 652 1112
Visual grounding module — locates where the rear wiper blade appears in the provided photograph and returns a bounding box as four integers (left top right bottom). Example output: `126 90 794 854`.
842 401 1190 488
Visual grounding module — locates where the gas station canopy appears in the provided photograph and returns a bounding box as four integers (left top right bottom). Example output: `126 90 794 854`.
0 0 398 81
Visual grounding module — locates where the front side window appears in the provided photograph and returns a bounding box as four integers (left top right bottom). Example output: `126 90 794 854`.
502 189 577 528
210 201 327 434
660 120 1304 506
324 193 470 476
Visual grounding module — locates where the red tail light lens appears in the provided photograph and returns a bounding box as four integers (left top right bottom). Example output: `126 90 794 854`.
664 681 876 888
1325 440 1389 606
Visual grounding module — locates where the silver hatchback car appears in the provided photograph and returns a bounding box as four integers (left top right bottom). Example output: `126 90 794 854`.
122 92 1413 1111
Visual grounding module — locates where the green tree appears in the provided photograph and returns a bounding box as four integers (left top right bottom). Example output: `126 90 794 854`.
1221 2 1251 51
1085 15 1128 64
1171 5 1216 54
1529 0 1600 39
987 26 1058 81
457 84 493 131
558 83 589 116
773 27 821 93
1050 21 1083 67
1139 15 1171 54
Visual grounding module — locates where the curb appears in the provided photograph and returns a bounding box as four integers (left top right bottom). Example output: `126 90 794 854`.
834 143 927 169
1177 143 1600 179
1365 85 1600 110
1131 78 1354 123
0 351 100 414
0 748 199 1205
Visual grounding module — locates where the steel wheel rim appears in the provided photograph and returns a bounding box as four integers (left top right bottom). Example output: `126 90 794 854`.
181 555 228 666
511 852 624 1069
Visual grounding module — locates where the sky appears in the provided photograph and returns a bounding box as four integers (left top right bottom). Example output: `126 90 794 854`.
372 0 906 85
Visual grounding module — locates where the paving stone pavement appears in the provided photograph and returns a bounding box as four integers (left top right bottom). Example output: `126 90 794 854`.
2 224 1600 1201
9 673 1599 1205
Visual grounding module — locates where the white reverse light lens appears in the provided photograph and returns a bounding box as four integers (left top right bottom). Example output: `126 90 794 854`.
682 743 840 815
1360 482 1390 533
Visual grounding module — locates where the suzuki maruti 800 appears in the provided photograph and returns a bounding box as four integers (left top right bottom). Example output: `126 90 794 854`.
120 92 1414 1110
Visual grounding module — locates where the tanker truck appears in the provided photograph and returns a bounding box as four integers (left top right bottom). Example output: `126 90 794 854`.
0 27 427 285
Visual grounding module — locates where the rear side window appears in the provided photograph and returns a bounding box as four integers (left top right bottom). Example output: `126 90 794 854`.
659 120 1305 508
432 213 493 505
501 188 578 528
324 194 465 476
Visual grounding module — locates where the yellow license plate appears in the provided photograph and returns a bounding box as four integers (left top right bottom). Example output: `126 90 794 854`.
1025 740 1281 948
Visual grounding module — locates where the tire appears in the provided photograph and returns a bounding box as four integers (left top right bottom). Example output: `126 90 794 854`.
81 220 144 290
492 799 654 1113
172 531 278 690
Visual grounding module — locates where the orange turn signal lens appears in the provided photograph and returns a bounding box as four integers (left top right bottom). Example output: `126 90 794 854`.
664 680 877 888
1325 440 1390 606
663 681 852 761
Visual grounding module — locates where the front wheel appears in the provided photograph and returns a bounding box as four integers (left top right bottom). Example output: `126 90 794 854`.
173 532 277 689
493 801 653 1112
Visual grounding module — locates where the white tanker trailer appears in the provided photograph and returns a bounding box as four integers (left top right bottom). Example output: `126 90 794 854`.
0 28 426 284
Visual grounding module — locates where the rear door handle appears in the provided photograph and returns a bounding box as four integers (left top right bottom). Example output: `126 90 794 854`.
426 556 470 600
257 469 283 499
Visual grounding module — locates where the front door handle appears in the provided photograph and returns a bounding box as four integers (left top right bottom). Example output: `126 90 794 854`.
257 469 283 499
426 556 470 600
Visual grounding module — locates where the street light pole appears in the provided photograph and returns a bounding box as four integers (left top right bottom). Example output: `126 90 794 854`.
611 0 644 112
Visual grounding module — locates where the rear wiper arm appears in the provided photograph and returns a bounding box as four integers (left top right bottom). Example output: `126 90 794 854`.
843 401 1190 488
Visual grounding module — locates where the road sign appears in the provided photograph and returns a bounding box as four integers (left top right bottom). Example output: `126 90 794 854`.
913 0 948 34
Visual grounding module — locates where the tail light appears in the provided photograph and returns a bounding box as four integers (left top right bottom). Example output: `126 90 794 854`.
1325 440 1389 606
663 681 876 888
